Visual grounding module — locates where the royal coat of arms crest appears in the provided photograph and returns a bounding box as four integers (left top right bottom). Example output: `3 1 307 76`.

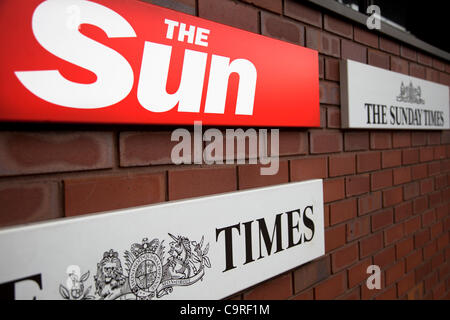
59 234 211 300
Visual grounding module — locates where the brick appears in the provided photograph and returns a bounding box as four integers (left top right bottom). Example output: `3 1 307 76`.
392 132 411 148
324 204 330 228
346 216 370 242
346 174 370 196
411 132 427 146
421 209 435 227
426 67 440 83
412 164 428 180
293 256 331 293
434 174 447 190
319 56 324 79
430 221 443 239
319 81 340 105
434 146 446 160
348 258 372 288
306 28 340 58
385 260 405 286
243 273 292 300
325 224 346 253
437 233 449 251
198 0 258 33
413 196 428 214
354 27 378 48
417 52 432 66
242 0 282 13
361 281 381 300
330 199 357 225
238 161 288 190
290 157 327 182
0 132 113 176
415 261 432 282
374 246 396 269
0 182 61 228
341 39 367 63
432 283 446 300
394 201 413 222
432 59 445 71
261 11 304 45
439 71 450 87
372 208 394 232
427 132 440 145
403 182 419 200
279 131 308 156
314 272 347 300
428 191 441 207
400 46 416 61
325 57 339 81
397 272 415 297
433 251 445 269
383 187 403 207
393 167 411 185
323 178 345 203
420 147 434 162
120 131 181 167
396 237 414 259
64 173 165 217
406 282 424 300
406 250 423 272
357 152 381 173
310 130 342 154
382 150 402 168
424 241 437 260
358 191 382 215
360 232 384 258
424 271 438 292
409 63 426 79
368 49 390 69
441 131 450 144
414 229 430 248
402 149 419 165
332 243 359 272
370 132 392 150
324 14 352 38
327 107 341 129
437 204 448 221
291 290 314 300
148 0 195 15
337 287 361 300
169 167 236 200
345 132 369 151
428 162 441 176
385 223 404 246
390 56 409 75
379 37 400 55
319 106 327 128
376 285 397 300
284 0 322 27
404 216 421 236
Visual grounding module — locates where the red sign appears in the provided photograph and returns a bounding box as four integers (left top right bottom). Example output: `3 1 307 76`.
0 0 319 127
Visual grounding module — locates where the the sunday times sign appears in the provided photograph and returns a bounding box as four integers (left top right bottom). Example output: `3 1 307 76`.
340 59 450 130
0 180 324 300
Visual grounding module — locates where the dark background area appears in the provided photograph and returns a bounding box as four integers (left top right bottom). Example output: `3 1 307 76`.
338 0 449 53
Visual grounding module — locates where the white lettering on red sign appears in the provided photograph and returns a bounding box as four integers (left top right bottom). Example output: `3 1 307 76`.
14 0 256 115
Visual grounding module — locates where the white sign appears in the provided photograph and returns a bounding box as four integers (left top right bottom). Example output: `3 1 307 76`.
340 59 450 130
0 180 324 300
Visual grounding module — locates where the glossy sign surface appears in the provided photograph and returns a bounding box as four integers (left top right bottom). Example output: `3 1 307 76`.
0 0 319 127
0 180 324 300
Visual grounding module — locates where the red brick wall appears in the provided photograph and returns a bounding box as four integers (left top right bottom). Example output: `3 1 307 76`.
1 0 449 300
